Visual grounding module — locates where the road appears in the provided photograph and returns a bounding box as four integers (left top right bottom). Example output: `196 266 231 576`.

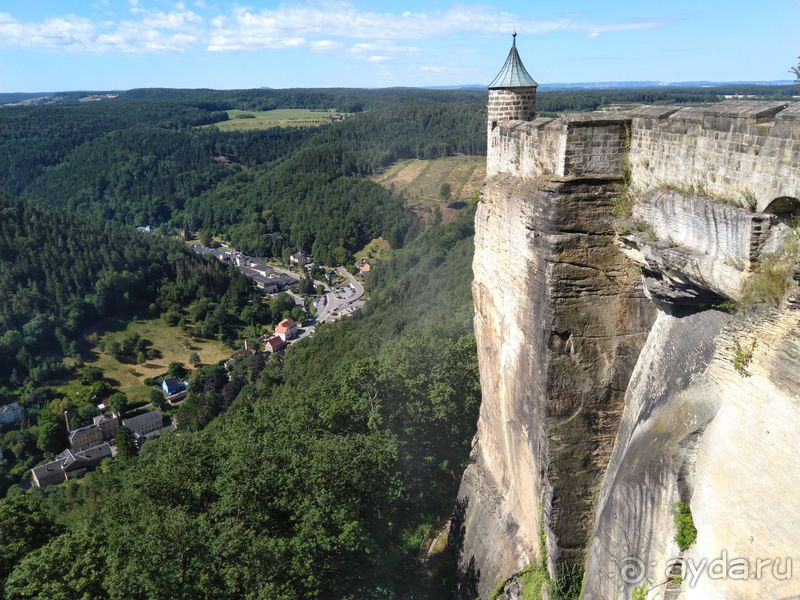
315 267 365 323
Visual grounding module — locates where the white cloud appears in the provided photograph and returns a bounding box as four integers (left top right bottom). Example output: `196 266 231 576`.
366 55 391 62
0 2 671 55
310 39 341 51
207 2 668 40
0 10 200 54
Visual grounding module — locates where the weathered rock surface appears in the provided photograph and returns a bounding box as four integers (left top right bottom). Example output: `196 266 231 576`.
453 173 656 599
584 300 800 600
619 190 792 304
457 99 800 600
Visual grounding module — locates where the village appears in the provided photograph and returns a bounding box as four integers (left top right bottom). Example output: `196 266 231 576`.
0 241 371 490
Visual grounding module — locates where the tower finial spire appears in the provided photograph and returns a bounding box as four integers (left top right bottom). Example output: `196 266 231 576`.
513 30 517 46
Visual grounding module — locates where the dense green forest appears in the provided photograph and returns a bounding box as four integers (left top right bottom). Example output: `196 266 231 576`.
0 87 486 599
2 95 485 265
0 193 253 388
1 203 480 599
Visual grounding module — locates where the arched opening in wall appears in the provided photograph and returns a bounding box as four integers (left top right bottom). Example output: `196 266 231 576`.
765 196 800 223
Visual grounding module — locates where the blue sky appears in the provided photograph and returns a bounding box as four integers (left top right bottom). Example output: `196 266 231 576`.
1 0 798 91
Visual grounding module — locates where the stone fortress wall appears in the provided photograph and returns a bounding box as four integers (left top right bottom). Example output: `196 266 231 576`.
459 91 800 600
488 100 800 213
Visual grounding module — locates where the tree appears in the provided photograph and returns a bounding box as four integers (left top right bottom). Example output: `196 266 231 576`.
150 388 166 410
0 496 66 585
200 229 213 248
168 362 186 378
136 351 146 365
105 340 121 361
80 366 103 385
114 426 138 460
37 422 67 456
109 392 128 416
439 182 451 201
792 57 800 89
189 352 201 367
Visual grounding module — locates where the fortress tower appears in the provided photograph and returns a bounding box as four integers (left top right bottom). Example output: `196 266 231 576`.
487 33 538 133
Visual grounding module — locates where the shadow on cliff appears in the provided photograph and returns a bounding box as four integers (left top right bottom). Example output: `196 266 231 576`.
449 496 480 599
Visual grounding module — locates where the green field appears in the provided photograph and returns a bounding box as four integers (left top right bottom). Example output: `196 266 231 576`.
354 237 392 262
207 108 341 131
371 155 486 223
51 307 232 405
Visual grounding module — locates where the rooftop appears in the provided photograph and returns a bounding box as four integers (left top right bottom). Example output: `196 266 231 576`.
488 33 538 89
123 410 163 429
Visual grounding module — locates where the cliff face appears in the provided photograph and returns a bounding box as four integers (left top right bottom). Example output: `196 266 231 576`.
454 174 656 599
455 100 800 600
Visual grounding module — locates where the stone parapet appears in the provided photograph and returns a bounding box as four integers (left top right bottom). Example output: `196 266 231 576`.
629 101 800 212
487 112 631 179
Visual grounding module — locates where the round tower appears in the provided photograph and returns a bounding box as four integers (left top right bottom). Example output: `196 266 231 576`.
487 32 538 132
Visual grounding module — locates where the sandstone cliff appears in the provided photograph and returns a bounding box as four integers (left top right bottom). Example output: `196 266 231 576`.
453 101 800 600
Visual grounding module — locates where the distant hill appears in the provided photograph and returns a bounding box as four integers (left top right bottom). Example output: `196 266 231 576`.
426 80 796 91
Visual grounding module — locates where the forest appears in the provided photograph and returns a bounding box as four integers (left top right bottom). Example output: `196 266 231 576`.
0 87 486 599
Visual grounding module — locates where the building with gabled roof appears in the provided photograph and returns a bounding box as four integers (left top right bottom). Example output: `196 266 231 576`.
123 410 164 437
275 318 299 341
67 413 118 451
31 443 112 488
264 336 286 353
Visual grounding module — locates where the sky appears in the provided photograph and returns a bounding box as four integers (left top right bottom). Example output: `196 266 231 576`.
1 0 798 92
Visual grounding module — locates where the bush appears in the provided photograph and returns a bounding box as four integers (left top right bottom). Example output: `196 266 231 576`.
163 312 182 326
673 501 697 550
168 362 186 379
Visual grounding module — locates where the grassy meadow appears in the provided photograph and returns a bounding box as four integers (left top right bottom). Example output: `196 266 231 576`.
354 237 392 262
52 307 231 406
206 108 342 131
371 155 485 223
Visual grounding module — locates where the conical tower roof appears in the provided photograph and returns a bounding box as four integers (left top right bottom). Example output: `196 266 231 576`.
488 33 538 89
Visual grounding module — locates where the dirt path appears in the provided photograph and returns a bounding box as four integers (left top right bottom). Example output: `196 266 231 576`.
417 518 451 571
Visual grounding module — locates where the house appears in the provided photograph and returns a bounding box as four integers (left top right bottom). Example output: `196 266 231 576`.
0 402 21 425
265 336 286 353
123 410 165 437
358 262 371 273
136 225 153 233
290 251 311 265
31 443 112 488
249 261 274 277
263 274 298 294
275 318 299 341
135 420 177 446
69 424 102 451
93 412 119 440
68 413 118 451
162 377 186 396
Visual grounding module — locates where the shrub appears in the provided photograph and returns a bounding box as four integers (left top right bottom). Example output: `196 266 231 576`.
673 501 697 550
731 336 756 377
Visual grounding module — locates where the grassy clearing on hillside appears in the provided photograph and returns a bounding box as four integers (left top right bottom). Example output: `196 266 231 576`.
372 155 485 223
52 307 231 404
354 237 392 262
205 108 342 131
373 155 485 203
